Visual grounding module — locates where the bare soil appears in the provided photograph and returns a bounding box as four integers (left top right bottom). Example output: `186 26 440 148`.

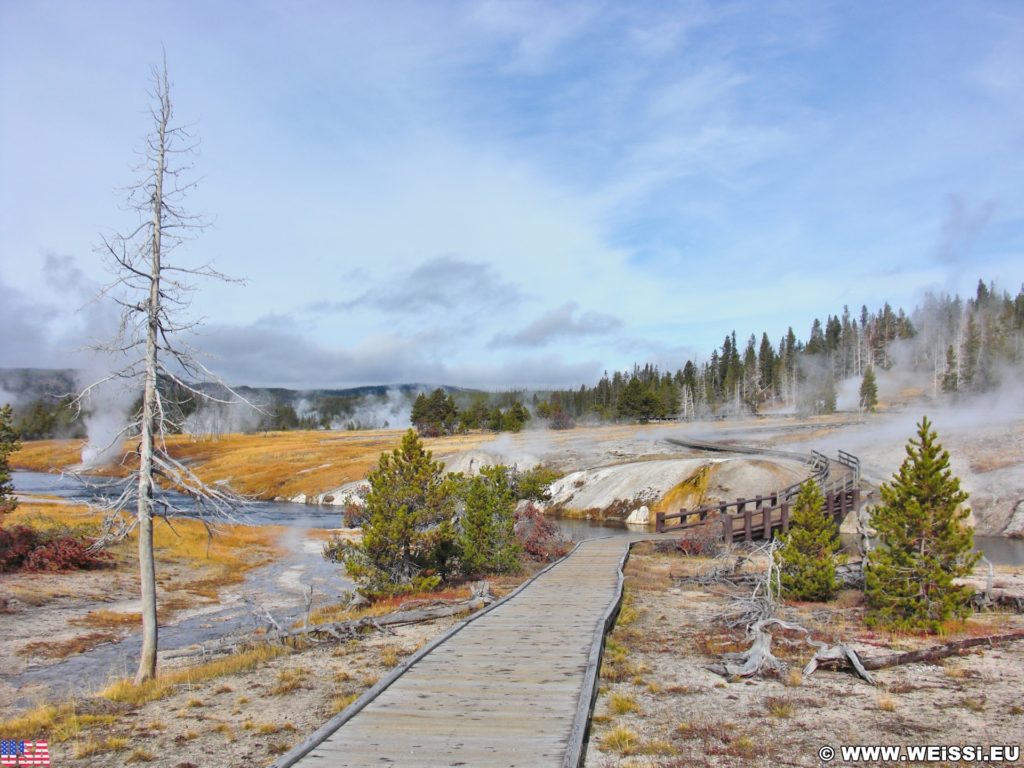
585 543 1024 767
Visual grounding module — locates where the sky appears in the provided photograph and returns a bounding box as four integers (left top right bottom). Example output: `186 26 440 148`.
2 0 1023 390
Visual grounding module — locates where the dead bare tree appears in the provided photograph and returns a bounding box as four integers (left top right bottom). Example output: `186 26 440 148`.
80 57 249 684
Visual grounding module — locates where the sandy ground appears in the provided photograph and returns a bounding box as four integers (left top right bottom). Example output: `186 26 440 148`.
585 543 1024 768
41 616 457 767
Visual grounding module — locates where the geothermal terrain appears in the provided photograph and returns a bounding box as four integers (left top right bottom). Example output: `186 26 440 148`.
432 409 1024 537
2 406 1022 766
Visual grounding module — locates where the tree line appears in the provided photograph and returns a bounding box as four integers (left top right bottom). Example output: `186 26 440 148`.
538 278 1024 422
411 388 530 436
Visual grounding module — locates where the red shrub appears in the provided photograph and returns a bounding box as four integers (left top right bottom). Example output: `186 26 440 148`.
0 524 111 573
0 525 40 572
22 537 111 572
514 503 570 561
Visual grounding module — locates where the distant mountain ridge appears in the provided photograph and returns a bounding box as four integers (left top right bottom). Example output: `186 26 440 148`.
0 368 472 406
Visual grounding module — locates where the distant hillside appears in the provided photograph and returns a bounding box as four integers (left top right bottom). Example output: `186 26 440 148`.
0 370 470 407
0 369 483 438
0 368 78 402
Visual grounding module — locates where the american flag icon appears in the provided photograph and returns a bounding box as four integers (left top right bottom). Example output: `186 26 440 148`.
0 740 50 766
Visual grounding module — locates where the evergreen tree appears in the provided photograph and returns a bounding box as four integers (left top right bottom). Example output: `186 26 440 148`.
410 392 429 429
456 466 522 578
0 404 21 515
859 366 878 412
865 417 979 631
774 481 839 601
344 429 456 597
505 402 530 432
822 374 837 414
941 345 959 394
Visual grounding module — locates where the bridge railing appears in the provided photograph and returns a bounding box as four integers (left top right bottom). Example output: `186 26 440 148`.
656 449 861 542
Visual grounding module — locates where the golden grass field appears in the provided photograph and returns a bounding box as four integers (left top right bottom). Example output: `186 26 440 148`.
12 429 501 500
6 502 281 577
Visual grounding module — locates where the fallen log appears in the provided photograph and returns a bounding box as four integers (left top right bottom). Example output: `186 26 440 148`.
163 588 492 661
278 596 488 643
707 618 875 684
858 630 1024 671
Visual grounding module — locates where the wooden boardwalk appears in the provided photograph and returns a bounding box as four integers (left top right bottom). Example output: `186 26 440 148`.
273 536 639 768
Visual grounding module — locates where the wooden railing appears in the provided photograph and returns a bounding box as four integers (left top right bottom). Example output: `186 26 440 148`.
655 449 861 542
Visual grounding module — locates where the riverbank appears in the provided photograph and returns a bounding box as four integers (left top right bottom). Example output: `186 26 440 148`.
10 430 496 501
0 502 281 703
585 542 1024 767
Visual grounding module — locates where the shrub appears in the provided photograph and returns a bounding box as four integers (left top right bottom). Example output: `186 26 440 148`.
549 411 575 430
513 502 570 561
23 536 111 572
0 524 111 573
513 466 562 502
0 524 37 572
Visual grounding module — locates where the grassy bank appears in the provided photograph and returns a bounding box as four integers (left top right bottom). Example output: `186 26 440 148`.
11 430 497 500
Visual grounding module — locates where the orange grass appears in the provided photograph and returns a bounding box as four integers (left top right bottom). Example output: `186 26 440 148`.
18 632 120 658
12 429 497 500
5 503 282 596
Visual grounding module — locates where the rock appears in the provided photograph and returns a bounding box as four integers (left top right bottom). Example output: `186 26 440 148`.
626 505 651 525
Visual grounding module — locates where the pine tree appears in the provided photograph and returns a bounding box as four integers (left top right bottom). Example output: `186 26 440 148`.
774 481 839 601
859 366 878 412
0 404 21 515
344 429 456 597
865 417 978 631
456 466 522 578
941 345 959 394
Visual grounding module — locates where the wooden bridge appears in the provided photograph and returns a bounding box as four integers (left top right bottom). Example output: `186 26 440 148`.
656 443 862 541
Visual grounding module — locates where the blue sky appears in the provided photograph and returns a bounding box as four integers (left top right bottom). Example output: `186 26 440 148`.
1 1 1022 389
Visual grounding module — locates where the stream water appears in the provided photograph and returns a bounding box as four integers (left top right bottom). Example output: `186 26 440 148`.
8 470 1024 700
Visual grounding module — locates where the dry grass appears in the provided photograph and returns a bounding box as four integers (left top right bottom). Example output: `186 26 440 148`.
330 692 359 714
8 583 78 606
12 429 496 500
959 697 987 712
211 722 236 740
270 667 309 695
0 704 118 743
101 644 289 706
72 609 143 627
125 747 157 763
599 725 639 755
379 646 401 668
10 439 89 473
18 631 119 658
764 696 794 718
70 597 196 629
73 736 130 757
607 692 641 715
